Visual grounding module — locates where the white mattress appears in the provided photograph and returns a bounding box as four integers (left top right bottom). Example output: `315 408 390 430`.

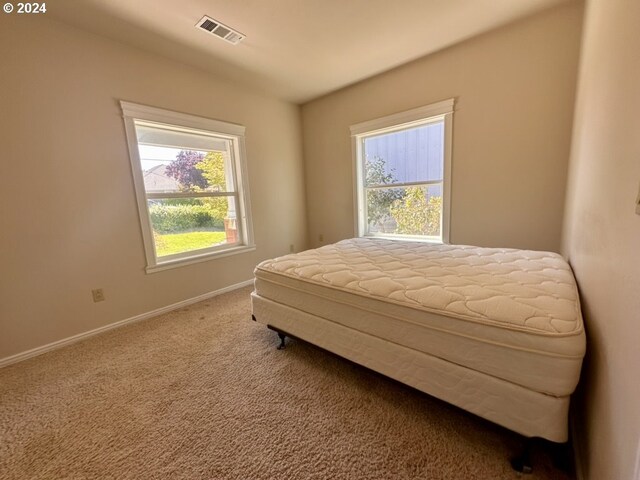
254 238 586 397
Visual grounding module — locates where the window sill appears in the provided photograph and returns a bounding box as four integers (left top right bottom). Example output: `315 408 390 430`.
145 244 256 274
363 234 445 244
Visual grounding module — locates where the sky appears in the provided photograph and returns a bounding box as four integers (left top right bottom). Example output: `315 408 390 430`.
138 145 183 171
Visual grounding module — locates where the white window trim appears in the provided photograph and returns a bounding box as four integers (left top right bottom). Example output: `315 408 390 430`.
350 98 454 244
121 101 255 273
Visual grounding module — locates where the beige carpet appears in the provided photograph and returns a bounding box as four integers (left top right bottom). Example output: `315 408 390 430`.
0 287 573 479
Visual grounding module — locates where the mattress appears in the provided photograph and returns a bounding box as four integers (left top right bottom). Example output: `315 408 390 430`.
253 238 586 397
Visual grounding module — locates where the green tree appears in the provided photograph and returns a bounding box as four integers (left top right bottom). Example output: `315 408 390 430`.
196 151 229 221
389 187 442 236
365 156 403 232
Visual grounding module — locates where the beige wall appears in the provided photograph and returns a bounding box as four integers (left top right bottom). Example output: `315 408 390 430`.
562 0 640 478
301 3 583 252
0 16 307 360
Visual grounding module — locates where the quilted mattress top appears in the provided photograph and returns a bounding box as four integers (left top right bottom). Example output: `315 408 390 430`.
255 238 583 336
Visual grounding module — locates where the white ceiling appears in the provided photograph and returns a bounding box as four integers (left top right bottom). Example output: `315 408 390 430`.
49 0 573 103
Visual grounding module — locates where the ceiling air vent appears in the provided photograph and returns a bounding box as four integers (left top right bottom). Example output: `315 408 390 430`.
196 16 245 45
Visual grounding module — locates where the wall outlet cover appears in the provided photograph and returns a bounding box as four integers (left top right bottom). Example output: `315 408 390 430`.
92 289 105 303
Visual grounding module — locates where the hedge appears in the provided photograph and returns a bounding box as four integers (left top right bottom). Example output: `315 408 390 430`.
149 203 223 233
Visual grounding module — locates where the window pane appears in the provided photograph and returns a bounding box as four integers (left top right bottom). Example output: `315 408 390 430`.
135 123 234 194
363 121 443 186
148 197 238 257
366 184 442 238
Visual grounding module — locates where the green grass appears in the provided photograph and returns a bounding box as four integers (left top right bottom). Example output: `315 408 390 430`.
155 231 227 257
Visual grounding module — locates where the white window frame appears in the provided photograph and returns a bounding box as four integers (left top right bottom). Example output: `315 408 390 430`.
350 98 454 244
121 101 255 273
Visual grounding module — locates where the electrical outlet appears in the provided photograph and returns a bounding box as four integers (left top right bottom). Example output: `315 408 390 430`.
319 233 324 242
289 244 295 253
92 288 105 303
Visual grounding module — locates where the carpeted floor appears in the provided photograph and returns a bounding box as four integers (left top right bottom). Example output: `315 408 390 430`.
0 286 574 479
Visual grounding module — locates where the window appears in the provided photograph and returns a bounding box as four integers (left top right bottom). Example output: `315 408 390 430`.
351 99 454 243
121 102 254 272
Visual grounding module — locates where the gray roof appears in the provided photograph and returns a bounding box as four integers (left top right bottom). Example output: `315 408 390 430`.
143 165 180 193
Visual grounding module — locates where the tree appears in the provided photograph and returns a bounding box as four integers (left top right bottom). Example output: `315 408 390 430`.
161 150 229 229
389 187 442 236
196 151 229 221
196 151 226 190
365 156 403 232
165 150 207 190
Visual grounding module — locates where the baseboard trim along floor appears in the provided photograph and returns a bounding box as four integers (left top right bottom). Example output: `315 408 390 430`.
570 407 585 480
0 279 254 369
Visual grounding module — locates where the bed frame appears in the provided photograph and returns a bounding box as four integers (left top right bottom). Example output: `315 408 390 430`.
251 295 572 473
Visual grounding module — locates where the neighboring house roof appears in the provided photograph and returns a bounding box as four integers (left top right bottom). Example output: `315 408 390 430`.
143 165 180 193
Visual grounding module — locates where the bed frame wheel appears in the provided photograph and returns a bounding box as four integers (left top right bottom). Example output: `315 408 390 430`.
511 437 533 474
511 454 533 474
511 437 573 474
265 325 289 350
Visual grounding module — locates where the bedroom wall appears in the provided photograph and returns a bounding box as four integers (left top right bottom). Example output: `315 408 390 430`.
0 16 307 360
301 2 583 252
561 0 640 478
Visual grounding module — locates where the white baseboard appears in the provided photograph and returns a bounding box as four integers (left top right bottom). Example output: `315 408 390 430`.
570 408 586 480
0 279 254 369
634 441 640 480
